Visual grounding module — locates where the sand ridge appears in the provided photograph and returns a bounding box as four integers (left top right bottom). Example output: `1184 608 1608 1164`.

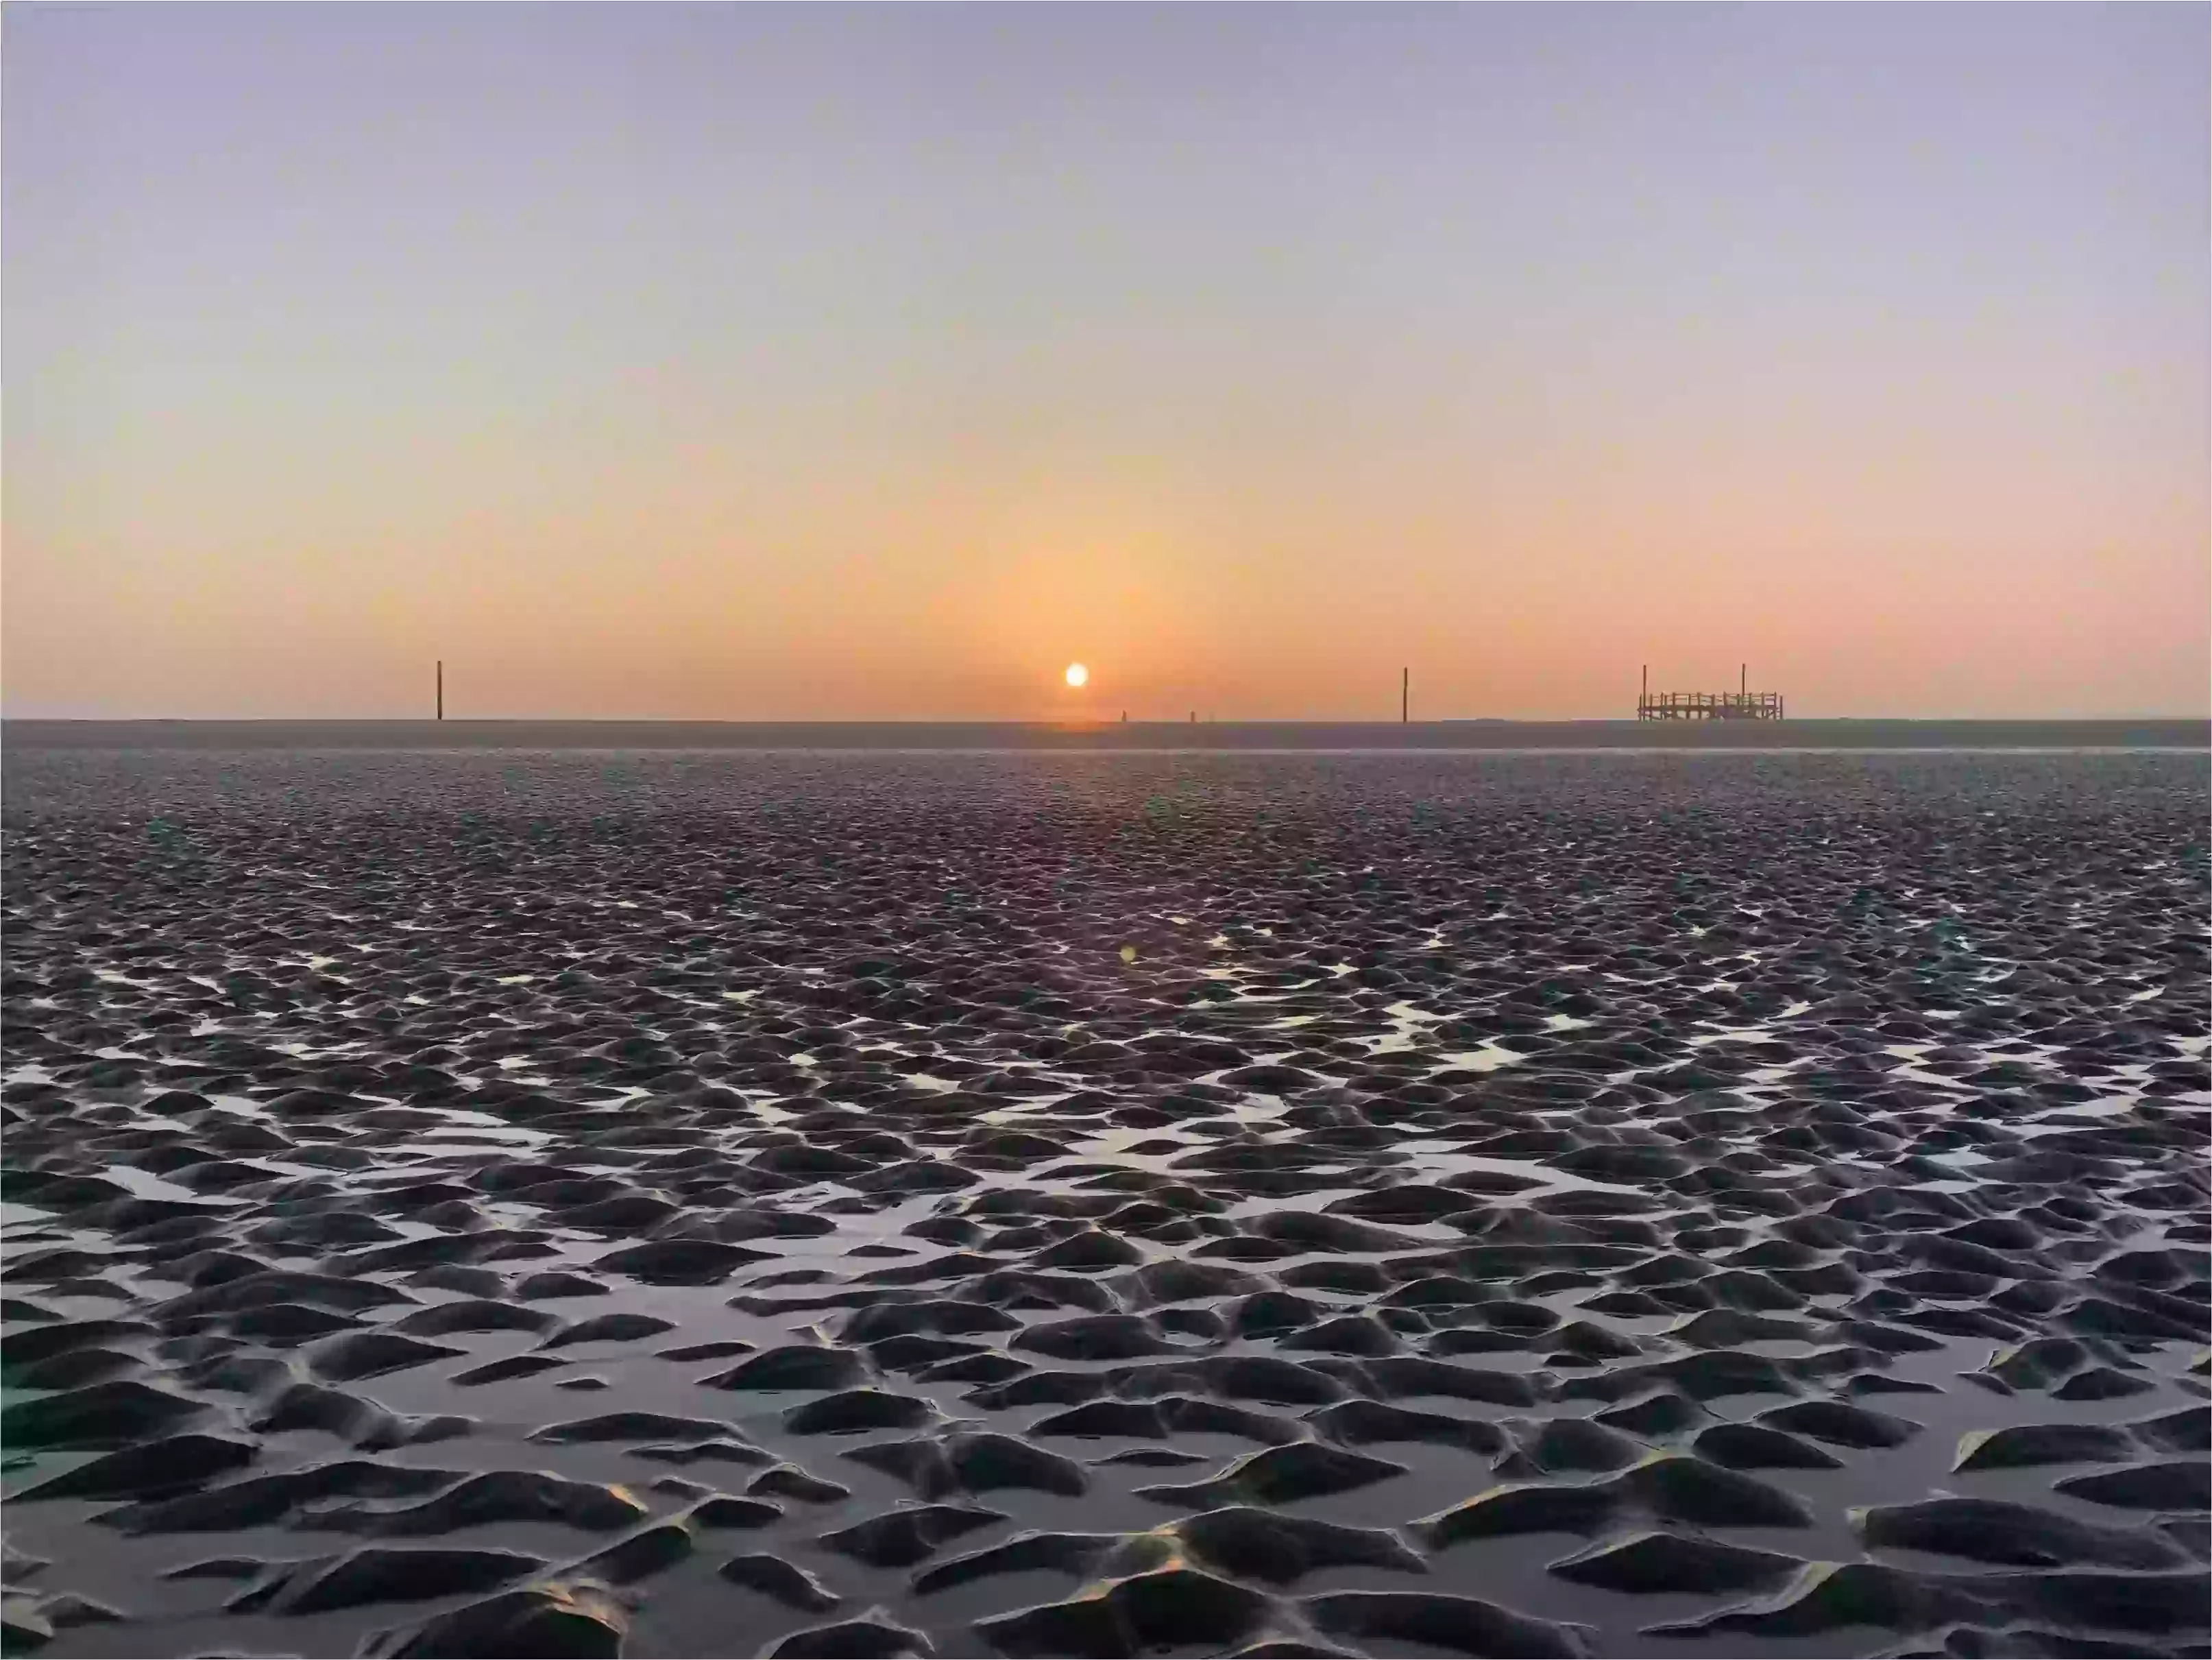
1 747 2206 1658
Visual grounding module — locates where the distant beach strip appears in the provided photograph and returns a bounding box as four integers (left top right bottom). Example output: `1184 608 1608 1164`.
5 719 2207 752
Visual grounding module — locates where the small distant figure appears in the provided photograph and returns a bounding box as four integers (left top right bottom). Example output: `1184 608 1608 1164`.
1189 710 1196 724
1121 711 1128 723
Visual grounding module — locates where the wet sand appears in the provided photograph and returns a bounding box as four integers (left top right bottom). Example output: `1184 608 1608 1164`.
2 746 2206 1659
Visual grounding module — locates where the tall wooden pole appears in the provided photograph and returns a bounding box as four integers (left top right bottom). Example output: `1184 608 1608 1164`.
437 660 443 721
1401 667 1408 724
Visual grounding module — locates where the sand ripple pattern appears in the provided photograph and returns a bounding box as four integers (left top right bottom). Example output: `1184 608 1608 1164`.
2 748 2207 1659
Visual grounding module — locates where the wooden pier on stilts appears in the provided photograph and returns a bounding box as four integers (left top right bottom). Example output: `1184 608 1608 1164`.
1637 663 1786 721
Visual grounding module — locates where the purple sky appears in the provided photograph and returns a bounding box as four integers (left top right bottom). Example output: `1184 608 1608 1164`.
7 4 2207 719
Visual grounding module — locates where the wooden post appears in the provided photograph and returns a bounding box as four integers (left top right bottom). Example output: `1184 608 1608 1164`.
437 660 443 721
1401 667 1408 724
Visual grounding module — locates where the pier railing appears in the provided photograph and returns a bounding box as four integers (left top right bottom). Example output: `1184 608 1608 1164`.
1636 690 1786 721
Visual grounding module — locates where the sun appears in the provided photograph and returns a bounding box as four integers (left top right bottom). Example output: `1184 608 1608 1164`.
1064 662 1089 688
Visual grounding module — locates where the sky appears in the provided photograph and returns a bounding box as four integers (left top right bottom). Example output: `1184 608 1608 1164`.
6 3 2207 721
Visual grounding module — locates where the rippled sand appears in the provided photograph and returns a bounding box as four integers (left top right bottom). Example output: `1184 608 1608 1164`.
3 747 2206 1659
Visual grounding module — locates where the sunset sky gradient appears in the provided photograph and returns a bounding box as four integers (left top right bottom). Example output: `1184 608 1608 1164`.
7 4 2207 719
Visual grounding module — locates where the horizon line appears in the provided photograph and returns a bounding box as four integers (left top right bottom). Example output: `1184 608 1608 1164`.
8 717 2203 725
6 715 2211 727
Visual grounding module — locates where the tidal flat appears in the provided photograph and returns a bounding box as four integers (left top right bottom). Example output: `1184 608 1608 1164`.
3 744 2206 1659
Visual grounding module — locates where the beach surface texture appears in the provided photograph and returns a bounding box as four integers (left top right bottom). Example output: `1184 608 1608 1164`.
3 735 2206 1659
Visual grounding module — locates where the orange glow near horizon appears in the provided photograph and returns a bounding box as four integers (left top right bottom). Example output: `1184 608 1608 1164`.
3 8 2205 720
